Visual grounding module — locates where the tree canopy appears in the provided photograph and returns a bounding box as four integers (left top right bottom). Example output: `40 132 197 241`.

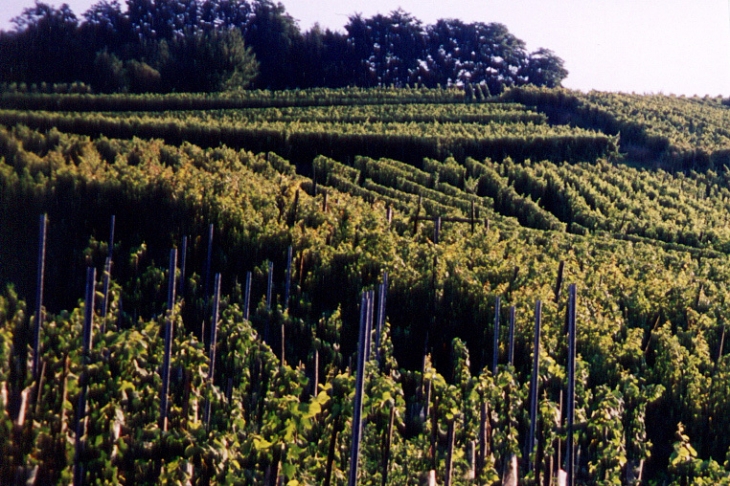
0 0 568 93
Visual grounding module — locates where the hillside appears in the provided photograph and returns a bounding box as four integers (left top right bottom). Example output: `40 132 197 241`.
2 87 730 484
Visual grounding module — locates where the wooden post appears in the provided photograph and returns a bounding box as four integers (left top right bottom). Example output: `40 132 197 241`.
299 250 306 288
554 261 565 303
324 416 341 486
205 273 222 429
291 189 300 225
556 389 563 483
266 261 274 311
82 268 96 355
526 300 542 475
717 325 726 364
312 165 317 196
348 291 373 486
373 282 384 361
508 306 516 366
381 404 395 486
423 377 432 425
108 215 115 260
60 356 70 435
445 420 456 486
243 271 252 321
101 215 114 320
493 296 501 375
101 257 112 320
430 394 439 470
323 191 328 213
284 246 293 311
160 249 177 433
374 272 388 362
414 195 422 235
313 349 319 395
503 454 518 486
466 440 476 480
281 317 286 367
34 360 47 416
434 217 441 244
471 201 476 234
386 205 393 225
367 290 375 357
204 223 214 301
478 401 489 478
33 213 47 381
178 235 188 299
74 267 96 486
566 284 577 486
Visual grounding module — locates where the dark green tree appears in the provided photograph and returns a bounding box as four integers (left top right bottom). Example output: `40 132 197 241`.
242 0 300 89
424 20 529 93
344 9 426 87
525 48 568 88
3 2 81 84
151 28 258 92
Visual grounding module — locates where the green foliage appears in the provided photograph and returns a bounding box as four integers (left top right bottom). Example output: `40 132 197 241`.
504 86 730 171
0 102 616 167
2 87 730 484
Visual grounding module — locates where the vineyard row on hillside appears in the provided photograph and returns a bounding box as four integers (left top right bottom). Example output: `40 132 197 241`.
0 86 468 112
2 124 730 483
0 109 617 167
504 87 730 171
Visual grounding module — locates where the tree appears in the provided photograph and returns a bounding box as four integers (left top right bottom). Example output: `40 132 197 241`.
242 0 300 89
344 9 426 87
80 0 131 52
208 28 259 91
4 1 81 84
0 1 567 93
424 20 529 93
153 27 258 92
525 48 568 88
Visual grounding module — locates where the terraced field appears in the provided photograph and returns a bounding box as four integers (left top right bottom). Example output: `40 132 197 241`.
1 87 730 484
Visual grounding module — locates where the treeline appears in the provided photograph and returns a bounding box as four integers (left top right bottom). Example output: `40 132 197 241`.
0 0 568 93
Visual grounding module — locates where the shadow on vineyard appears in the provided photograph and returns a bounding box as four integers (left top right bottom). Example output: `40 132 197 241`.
3 88 730 484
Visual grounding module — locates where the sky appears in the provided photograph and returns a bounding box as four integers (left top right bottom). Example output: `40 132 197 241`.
2 0 730 97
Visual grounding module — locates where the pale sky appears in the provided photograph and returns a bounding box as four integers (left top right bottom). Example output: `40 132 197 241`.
2 0 730 96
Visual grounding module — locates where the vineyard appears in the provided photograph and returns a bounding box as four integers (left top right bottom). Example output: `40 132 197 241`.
2 87 730 485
